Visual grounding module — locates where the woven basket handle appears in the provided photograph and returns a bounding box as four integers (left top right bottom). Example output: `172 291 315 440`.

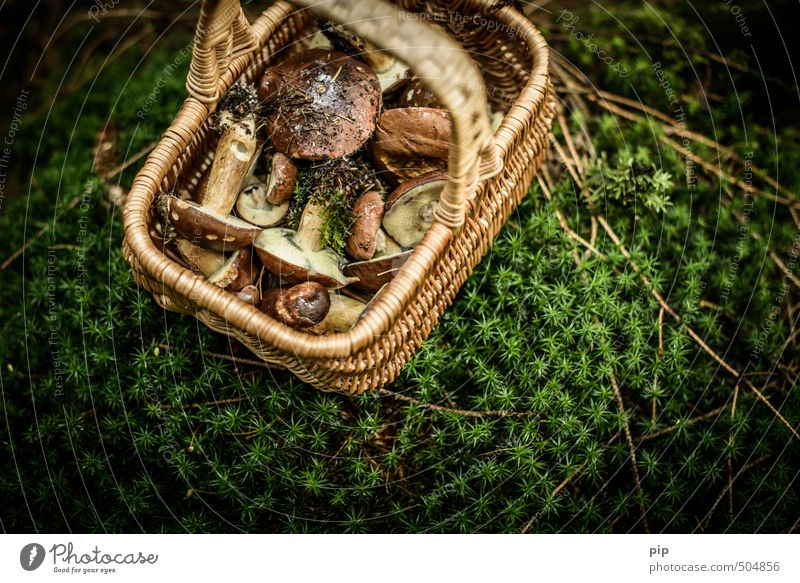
187 0 260 102
187 0 501 229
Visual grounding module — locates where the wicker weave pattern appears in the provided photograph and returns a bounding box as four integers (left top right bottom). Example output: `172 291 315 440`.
122 0 555 394
188 0 260 102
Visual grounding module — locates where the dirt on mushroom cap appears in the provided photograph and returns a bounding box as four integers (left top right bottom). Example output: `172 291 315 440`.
286 156 384 256
215 81 260 128
262 48 381 160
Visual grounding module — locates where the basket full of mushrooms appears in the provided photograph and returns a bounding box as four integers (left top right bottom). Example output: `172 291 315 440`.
122 0 555 394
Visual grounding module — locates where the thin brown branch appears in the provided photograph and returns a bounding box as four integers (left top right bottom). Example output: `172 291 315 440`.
639 405 728 443
653 307 665 424
660 133 798 209
729 381 740 519
557 108 584 176
102 140 159 182
593 215 800 442
520 403 730 533
610 371 651 533
377 389 540 419
699 454 770 532
768 249 800 291
537 174 605 259
550 135 590 197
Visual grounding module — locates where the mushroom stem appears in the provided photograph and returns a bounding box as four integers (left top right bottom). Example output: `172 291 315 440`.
199 82 261 215
202 115 258 215
345 191 384 260
351 37 394 73
265 152 297 206
294 202 326 252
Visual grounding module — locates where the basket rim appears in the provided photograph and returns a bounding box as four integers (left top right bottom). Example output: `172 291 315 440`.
122 0 552 361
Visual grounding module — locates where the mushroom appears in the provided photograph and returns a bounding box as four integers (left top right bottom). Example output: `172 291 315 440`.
344 226 408 293
382 170 448 248
165 196 261 252
304 29 333 51
260 281 331 329
370 107 450 183
321 23 411 94
374 229 403 257
259 48 381 160
175 239 260 292
166 82 262 251
306 293 368 334
343 248 412 294
394 78 443 108
236 284 260 305
254 201 357 289
234 151 296 227
345 191 384 260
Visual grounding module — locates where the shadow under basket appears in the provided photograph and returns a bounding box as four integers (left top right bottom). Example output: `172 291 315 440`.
122 0 555 394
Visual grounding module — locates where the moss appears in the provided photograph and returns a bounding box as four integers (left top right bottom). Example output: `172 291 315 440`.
286 156 376 255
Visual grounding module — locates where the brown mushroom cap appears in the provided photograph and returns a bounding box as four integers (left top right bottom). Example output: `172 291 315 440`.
257 70 281 103
236 284 260 305
208 247 260 292
345 191 384 260
166 196 261 252
343 249 412 294
261 282 331 329
261 48 381 160
382 170 448 248
175 240 259 292
370 107 450 183
264 151 297 205
394 78 443 108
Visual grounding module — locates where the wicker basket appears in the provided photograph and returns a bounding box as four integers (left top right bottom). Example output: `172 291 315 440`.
122 0 555 394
